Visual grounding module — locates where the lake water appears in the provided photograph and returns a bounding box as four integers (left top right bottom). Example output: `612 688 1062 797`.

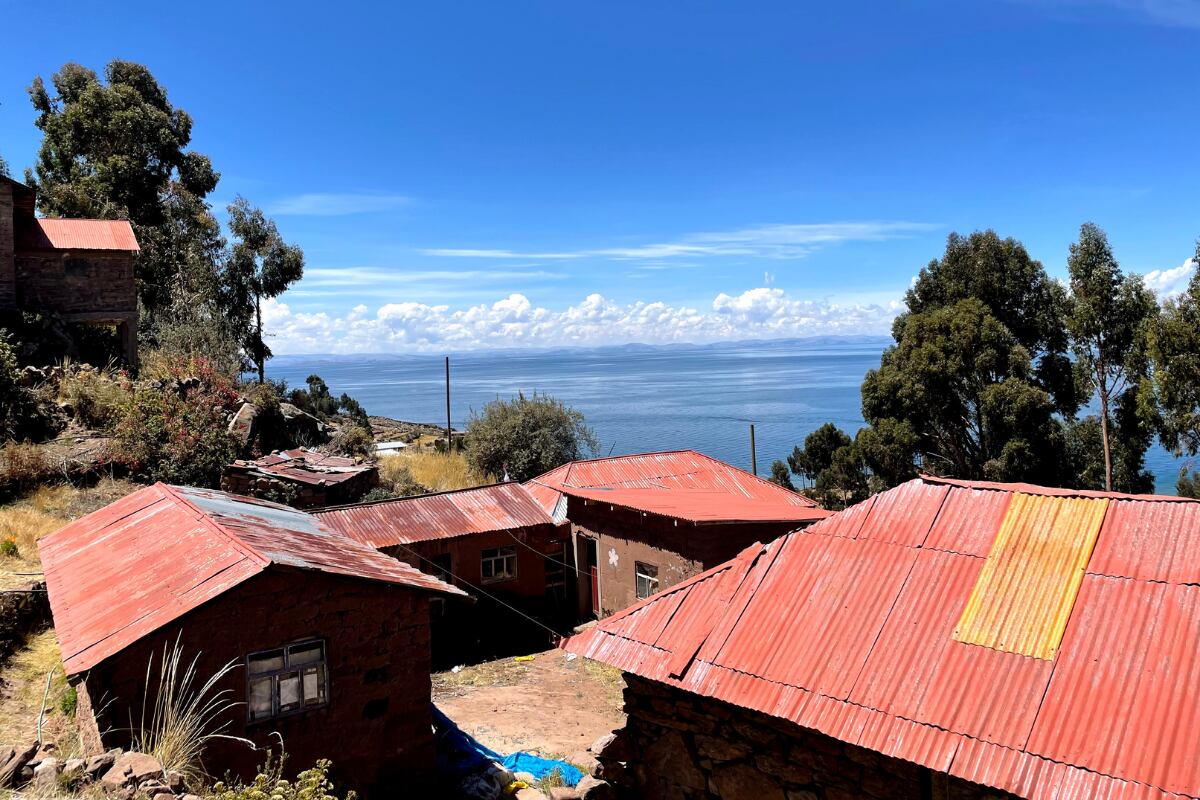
269 338 1186 495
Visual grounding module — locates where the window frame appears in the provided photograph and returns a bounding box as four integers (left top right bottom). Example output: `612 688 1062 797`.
480 545 518 584
245 639 329 723
635 561 660 600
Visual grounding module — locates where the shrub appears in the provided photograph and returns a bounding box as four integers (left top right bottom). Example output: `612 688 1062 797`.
380 451 486 493
0 538 17 557
466 392 598 482
110 354 241 487
329 425 374 460
211 756 355 800
358 487 398 502
0 441 55 495
377 460 424 496
0 330 54 441
58 363 131 430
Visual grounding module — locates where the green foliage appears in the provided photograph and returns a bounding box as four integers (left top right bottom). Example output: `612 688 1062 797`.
903 230 1078 415
0 538 17 558
863 298 1065 484
1066 222 1159 492
768 459 794 490
220 197 304 383
329 425 374 459
58 364 130 430
466 392 598 482
147 284 246 378
58 684 77 717
289 375 340 418
359 486 399 502
110 355 241 487
210 756 355 800
26 61 223 322
1147 241 1200 459
787 423 852 484
0 152 9 177
242 382 292 455
1178 468 1200 499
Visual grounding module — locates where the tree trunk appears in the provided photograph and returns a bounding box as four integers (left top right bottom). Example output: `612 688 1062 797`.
1098 374 1113 492
255 293 264 384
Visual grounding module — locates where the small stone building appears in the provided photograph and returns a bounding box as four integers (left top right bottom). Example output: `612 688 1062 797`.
317 483 572 664
527 450 829 619
222 448 379 508
39 483 463 797
566 476 1200 800
0 176 139 365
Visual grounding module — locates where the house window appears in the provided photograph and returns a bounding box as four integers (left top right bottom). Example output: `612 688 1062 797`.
544 544 567 605
635 562 659 600
430 552 452 582
247 640 328 722
481 546 518 583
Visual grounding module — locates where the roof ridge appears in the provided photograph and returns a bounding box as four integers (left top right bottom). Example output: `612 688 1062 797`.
921 474 1200 503
315 480 535 514
160 483 272 568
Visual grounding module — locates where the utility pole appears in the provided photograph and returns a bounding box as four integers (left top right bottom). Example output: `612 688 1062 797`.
749 424 757 476
445 356 452 454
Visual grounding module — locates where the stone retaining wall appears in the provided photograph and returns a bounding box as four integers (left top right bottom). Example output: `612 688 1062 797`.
0 582 51 664
611 674 1016 800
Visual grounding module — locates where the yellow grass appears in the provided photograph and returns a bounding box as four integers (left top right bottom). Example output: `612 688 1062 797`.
0 629 77 756
380 450 492 493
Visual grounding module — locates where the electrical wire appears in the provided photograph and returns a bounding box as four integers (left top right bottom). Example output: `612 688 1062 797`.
392 542 564 641
504 530 584 576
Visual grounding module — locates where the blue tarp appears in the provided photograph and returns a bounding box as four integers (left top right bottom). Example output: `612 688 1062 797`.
432 704 584 788
501 752 584 787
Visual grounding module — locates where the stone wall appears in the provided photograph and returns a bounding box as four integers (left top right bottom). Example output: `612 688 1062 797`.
220 467 379 508
13 250 136 316
0 582 51 664
611 674 1017 800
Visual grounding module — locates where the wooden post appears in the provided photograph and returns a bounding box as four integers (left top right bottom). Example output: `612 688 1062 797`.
445 356 452 454
750 424 757 476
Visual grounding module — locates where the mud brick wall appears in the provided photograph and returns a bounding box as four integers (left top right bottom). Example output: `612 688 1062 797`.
13 250 135 315
77 569 436 798
615 674 1016 800
0 183 14 310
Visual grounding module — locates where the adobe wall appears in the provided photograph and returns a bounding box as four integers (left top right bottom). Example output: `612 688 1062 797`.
612 674 1017 800
0 184 14 310
14 249 135 315
77 569 435 798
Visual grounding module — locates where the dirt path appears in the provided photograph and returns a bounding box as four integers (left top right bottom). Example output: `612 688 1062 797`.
432 648 625 760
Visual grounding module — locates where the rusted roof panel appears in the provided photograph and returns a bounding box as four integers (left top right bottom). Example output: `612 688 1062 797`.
316 482 556 547
17 218 140 251
954 493 1108 660
40 484 463 675
564 485 830 524
563 476 1200 800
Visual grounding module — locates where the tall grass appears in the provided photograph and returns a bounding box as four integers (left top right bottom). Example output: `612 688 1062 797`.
379 450 492 493
135 637 250 786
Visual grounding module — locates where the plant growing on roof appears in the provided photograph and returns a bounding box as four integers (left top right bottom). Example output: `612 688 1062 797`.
219 197 304 384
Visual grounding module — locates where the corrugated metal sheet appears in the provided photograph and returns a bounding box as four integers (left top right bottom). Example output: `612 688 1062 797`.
316 482 556 547
562 475 1200 800
954 493 1108 660
17 218 140 251
527 449 823 524
229 448 372 486
40 483 463 675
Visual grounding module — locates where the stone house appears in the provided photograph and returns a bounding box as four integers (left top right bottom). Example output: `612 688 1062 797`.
565 476 1200 800
0 176 139 365
38 483 463 797
317 482 572 664
526 450 830 618
221 448 379 508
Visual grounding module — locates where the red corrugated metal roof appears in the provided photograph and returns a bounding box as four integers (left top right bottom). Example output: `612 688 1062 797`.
228 448 373 486
564 476 1200 800
527 449 825 524
16 218 140 251
316 482 556 547
40 483 463 675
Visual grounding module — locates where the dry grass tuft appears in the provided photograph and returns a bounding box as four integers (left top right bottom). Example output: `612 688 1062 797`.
0 629 77 755
431 658 530 697
379 450 492 493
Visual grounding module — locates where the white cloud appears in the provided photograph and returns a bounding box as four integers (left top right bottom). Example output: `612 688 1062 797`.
268 193 411 216
1143 257 1196 299
262 288 902 354
422 221 936 262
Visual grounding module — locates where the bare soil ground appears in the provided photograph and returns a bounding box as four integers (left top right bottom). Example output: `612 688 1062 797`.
432 649 626 760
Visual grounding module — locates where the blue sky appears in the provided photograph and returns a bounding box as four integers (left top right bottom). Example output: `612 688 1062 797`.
2 0 1198 352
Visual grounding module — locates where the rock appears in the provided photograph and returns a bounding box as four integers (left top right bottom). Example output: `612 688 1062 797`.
695 734 751 762
102 751 163 788
86 749 119 778
228 402 258 446
153 792 177 800
786 792 818 800
642 731 704 791
514 789 548 800
62 758 86 783
514 771 538 785
710 762 785 800
574 776 616 800
548 789 580 800
181 794 203 800
18 366 46 387
33 757 61 788
0 743 39 789
280 403 326 442
139 779 171 796
0 747 14 766
589 732 617 755
593 759 623 782
165 770 186 792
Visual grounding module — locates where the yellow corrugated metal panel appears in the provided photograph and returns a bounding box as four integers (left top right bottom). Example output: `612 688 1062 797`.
954 492 1109 660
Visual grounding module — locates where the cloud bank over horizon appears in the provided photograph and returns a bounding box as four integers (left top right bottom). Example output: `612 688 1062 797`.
262 287 906 355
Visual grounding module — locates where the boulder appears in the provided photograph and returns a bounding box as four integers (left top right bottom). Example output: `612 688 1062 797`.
153 793 176 800
33 757 61 786
0 743 39 789
228 402 258 447
166 769 186 792
101 751 164 788
514 789 548 800
548 789 580 800
86 749 119 778
574 776 616 800
279 403 326 443
61 758 86 784
590 730 631 761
